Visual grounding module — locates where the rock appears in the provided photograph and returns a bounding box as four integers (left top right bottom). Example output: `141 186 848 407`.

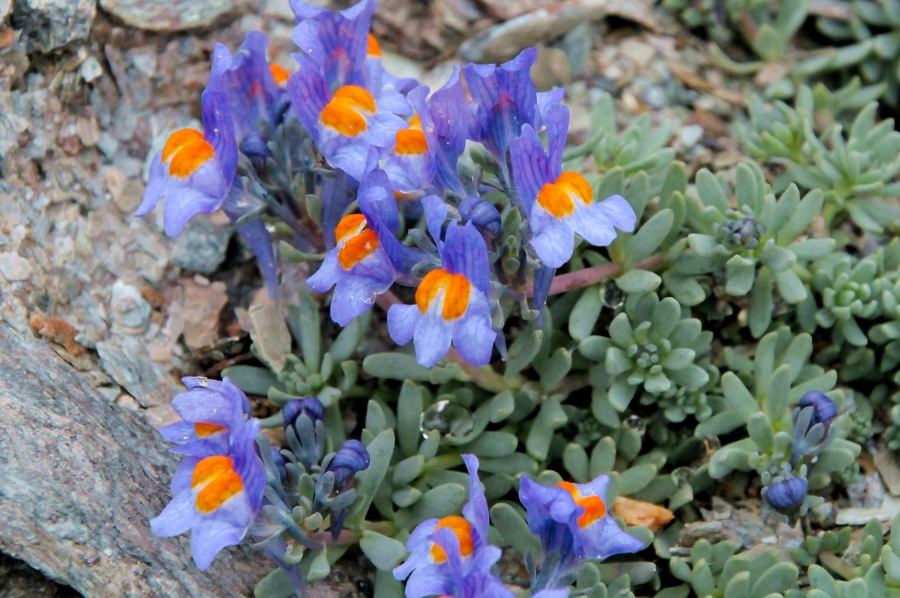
29 313 85 357
96 334 181 407
171 219 233 275
99 0 240 32
0 323 270 597
837 494 900 525
678 124 704 149
0 252 32 281
0 0 11 21
80 55 104 82
111 280 152 332
0 553 76 598
10 0 96 52
181 278 229 350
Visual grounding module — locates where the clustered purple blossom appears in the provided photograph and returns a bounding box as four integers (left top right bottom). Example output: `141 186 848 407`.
145 0 644 592
393 455 644 598
136 0 636 370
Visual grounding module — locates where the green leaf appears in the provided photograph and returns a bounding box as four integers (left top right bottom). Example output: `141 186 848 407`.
392 455 425 486
360 531 407 571
526 402 564 460
626 209 675 269
749 267 774 338
279 240 325 263
541 348 572 391
696 169 728 211
223 365 281 395
460 432 518 458
349 430 395 521
289 290 322 371
366 400 387 435
505 330 543 378
726 255 756 296
618 463 658 495
254 568 296 598
363 353 451 381
328 311 370 363
747 412 775 452
404 484 466 528
563 443 590 482
306 551 330 582
617 269 662 294
748 562 799 597
397 381 424 457
489 391 515 423
490 503 541 554
569 287 603 341
722 373 760 420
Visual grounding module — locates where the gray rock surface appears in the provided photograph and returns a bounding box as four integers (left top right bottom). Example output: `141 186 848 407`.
0 323 270 597
99 0 240 32
11 0 96 52
171 218 233 274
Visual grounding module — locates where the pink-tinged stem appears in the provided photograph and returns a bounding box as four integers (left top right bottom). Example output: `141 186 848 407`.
528 255 666 298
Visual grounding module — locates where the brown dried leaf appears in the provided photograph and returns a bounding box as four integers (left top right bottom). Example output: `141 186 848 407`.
613 496 675 532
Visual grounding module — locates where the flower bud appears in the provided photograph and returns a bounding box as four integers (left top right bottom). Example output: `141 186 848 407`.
282 397 325 433
764 476 807 511
799 391 837 430
459 195 501 236
328 439 370 491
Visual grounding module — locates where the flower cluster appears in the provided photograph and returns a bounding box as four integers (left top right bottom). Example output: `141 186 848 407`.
135 0 635 369
393 455 642 597
150 377 265 570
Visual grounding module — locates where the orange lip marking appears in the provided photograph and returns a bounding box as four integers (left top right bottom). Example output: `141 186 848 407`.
335 214 367 242
367 34 382 58
536 172 593 218
395 128 428 155
557 481 607 528
192 455 244 513
162 129 204 162
270 63 290 85
320 86 377 137
429 516 474 563
167 140 215 179
194 422 227 437
338 229 379 269
415 269 471 320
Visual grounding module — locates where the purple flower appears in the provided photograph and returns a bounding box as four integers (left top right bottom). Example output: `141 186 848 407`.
158 377 252 458
383 113 436 194
151 414 265 570
510 104 636 268
394 455 513 598
290 0 376 89
519 474 643 589
464 48 538 169
287 54 408 180
363 33 418 96
308 168 420 325
764 476 808 511
388 221 497 367
136 44 238 236
799 390 837 431
220 31 291 151
395 68 469 196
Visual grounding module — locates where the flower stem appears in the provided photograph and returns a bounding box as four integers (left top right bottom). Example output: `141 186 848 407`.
528 254 665 298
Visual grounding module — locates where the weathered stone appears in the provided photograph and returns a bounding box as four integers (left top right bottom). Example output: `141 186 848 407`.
0 323 270 597
99 0 240 32
10 0 96 52
0 251 31 281
181 278 229 350
0 0 11 21
96 334 181 407
110 280 152 332
171 218 233 275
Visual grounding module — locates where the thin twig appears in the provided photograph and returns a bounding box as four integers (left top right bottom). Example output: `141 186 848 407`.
527 254 666 298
